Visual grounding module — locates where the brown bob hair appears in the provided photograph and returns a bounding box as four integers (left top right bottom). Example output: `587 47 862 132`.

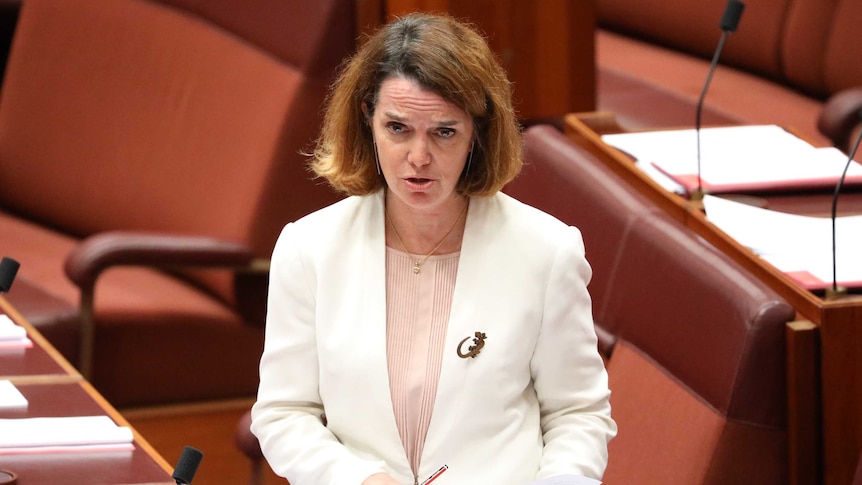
310 12 523 197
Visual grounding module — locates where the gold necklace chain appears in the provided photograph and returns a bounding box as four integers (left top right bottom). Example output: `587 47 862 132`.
386 201 468 275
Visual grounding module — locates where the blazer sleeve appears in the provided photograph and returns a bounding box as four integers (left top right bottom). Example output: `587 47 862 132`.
532 225 617 480
250 223 387 485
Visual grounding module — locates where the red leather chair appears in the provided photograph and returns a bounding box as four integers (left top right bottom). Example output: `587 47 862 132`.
510 126 796 483
0 0 352 407
505 125 657 356
234 410 265 485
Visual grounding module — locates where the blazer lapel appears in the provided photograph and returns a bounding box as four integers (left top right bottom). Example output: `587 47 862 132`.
421 195 502 454
348 193 408 464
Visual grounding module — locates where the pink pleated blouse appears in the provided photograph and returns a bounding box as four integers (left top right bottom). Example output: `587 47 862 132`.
385 246 460 481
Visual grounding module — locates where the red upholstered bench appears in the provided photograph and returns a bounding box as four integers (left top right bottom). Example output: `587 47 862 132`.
509 126 796 483
596 0 862 151
0 0 351 407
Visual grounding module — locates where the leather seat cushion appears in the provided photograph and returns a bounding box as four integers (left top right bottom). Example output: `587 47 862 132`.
0 211 263 407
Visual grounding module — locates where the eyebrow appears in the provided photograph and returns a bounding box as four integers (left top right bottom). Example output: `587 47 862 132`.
383 110 462 127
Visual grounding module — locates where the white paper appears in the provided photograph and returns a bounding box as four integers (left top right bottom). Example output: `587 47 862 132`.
0 415 134 454
0 314 32 348
634 159 686 194
602 125 862 192
703 195 862 288
0 442 135 454
0 315 26 339
0 381 27 410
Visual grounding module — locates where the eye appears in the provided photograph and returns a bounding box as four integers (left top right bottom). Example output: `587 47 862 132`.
437 127 456 138
386 122 406 134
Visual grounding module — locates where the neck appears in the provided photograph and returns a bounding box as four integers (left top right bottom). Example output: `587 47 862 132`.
385 194 469 256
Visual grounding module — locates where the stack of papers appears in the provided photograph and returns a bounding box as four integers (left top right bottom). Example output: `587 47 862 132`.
602 125 862 195
0 381 27 410
0 314 32 349
703 195 862 289
0 415 134 454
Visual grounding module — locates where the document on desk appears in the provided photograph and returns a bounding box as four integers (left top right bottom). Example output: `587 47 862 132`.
0 381 27 410
703 195 862 289
0 415 134 454
0 314 32 349
602 125 862 194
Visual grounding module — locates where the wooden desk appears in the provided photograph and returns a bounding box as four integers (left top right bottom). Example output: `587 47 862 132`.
0 296 174 485
564 112 862 485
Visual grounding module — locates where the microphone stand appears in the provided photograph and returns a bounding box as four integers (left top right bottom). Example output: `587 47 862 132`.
827 111 862 299
692 0 744 212
692 30 731 209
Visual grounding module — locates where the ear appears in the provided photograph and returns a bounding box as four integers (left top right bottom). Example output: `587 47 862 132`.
361 101 371 125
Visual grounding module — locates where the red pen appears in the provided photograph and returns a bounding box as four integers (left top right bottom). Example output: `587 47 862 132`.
420 464 448 485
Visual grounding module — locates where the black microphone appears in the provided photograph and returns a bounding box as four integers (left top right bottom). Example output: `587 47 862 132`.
828 109 862 298
172 446 204 484
0 257 20 294
719 0 745 32
693 0 745 204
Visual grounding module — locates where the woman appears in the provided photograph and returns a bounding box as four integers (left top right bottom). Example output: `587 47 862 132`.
251 12 616 485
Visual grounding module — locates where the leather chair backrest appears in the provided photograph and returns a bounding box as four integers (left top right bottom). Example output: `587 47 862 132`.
604 214 794 430
599 0 862 99
0 0 347 303
597 0 790 80
507 125 655 348
780 0 862 96
152 0 355 77
508 125 796 484
819 0 862 94
605 338 788 484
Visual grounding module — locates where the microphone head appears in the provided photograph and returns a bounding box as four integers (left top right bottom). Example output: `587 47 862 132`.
0 257 20 294
720 0 745 32
171 446 203 484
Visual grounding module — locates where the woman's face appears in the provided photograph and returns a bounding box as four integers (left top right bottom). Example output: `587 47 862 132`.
370 76 474 215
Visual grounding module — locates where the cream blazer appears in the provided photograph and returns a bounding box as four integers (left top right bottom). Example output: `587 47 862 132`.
251 191 616 485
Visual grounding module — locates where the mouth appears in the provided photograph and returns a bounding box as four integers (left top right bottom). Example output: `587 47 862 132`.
403 176 434 191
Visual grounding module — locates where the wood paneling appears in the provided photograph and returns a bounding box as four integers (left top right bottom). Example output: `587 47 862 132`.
357 0 596 120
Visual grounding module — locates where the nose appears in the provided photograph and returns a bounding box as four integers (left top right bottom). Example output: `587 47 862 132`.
407 135 431 167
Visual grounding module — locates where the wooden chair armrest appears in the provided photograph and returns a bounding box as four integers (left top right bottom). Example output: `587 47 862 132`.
62 231 267 378
64 231 260 289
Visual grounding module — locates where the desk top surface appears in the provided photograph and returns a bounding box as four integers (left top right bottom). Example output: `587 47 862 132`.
0 343 69 379
0 299 173 484
0 382 173 485
564 112 862 320
564 112 862 485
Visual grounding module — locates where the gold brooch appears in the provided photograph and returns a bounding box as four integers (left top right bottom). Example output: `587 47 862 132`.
457 331 487 358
